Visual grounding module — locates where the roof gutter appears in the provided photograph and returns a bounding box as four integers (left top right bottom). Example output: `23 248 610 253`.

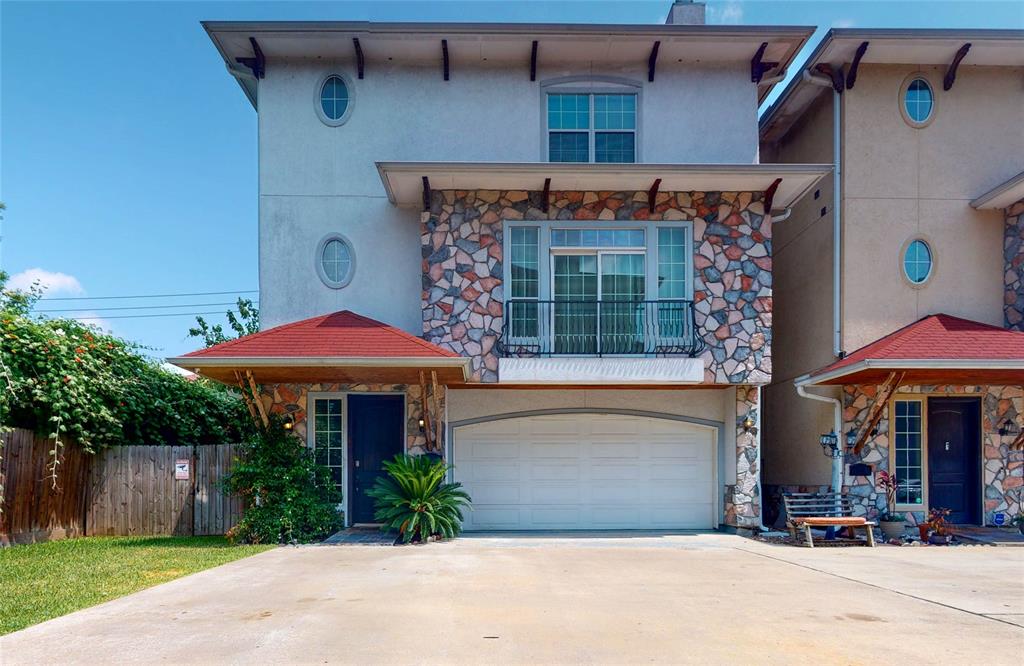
795 358 1024 388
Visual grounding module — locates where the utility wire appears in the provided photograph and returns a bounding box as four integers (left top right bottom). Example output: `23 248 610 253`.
39 289 258 302
73 311 239 321
36 301 258 313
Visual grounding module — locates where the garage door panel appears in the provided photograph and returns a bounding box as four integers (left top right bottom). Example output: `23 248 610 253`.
455 413 715 531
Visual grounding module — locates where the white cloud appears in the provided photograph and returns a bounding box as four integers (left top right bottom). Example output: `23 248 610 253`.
8 267 84 296
707 1 744 25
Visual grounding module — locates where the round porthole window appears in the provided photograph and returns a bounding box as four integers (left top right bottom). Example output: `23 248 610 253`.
316 74 353 126
317 235 355 288
902 239 933 285
901 75 935 127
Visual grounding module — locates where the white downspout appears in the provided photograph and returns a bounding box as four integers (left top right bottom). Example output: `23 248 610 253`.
802 70 843 357
796 382 843 495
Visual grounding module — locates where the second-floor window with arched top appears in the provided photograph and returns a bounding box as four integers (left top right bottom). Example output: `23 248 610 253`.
547 91 637 163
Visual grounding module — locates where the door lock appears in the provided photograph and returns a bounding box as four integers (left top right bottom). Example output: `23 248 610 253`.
355 460 360 467
944 441 951 451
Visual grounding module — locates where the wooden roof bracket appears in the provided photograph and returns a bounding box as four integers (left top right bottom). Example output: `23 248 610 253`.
541 177 551 213
845 41 869 89
648 41 661 82
814 63 845 93
763 177 782 214
852 371 905 455
353 38 365 79
750 42 779 83
233 371 259 424
422 176 431 212
245 370 270 428
442 39 450 81
530 40 538 81
648 178 662 213
944 43 971 91
235 37 265 79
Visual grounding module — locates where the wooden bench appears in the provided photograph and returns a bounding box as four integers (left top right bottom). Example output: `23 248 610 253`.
782 493 875 548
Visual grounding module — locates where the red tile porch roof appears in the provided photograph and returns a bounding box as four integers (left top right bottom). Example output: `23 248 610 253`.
180 310 459 359
798 314 1024 386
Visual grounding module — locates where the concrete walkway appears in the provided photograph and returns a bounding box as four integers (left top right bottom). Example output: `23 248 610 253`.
2 533 1022 664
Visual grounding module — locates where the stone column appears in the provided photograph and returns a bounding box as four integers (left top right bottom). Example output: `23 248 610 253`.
1005 201 1024 331
733 385 762 533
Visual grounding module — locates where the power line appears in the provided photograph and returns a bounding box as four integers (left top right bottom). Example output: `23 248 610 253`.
36 301 258 313
72 311 240 321
39 289 258 302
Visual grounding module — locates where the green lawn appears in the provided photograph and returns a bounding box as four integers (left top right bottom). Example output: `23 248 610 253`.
0 536 273 635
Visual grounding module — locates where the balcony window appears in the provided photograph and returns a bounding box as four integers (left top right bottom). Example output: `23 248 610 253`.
547 92 637 163
504 221 698 357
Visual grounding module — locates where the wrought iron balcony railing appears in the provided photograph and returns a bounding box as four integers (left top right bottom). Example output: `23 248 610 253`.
500 299 704 357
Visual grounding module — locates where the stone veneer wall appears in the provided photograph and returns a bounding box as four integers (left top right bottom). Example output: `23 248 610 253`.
261 383 446 455
421 190 773 384
1005 201 1024 331
842 384 1022 526
724 385 761 531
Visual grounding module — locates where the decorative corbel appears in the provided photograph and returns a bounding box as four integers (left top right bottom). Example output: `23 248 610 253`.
944 43 971 91
751 42 780 84
845 41 869 89
648 41 661 82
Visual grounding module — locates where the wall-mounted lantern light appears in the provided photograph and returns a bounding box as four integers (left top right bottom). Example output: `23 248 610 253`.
742 414 758 436
819 430 841 458
998 419 1020 438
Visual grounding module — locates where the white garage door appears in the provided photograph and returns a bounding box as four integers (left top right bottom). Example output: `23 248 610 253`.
453 413 715 531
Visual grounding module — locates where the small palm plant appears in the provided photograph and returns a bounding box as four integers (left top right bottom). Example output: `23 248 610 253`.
367 454 472 543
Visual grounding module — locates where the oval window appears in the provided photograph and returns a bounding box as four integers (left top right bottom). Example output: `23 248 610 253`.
318 236 354 288
318 75 350 124
903 77 934 125
903 239 933 284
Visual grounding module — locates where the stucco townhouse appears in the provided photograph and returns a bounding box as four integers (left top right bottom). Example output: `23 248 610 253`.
170 3 832 533
758 28 1024 528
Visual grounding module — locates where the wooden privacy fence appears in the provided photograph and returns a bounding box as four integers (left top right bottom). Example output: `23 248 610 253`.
1 429 243 545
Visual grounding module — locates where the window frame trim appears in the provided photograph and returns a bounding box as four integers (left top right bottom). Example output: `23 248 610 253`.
887 394 929 513
899 235 936 289
898 72 937 129
315 72 356 127
540 76 643 163
316 233 356 289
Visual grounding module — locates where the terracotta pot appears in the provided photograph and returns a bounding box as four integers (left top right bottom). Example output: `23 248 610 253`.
879 520 905 540
917 524 930 540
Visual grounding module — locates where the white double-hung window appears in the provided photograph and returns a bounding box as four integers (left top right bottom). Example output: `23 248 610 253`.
546 91 638 163
506 221 692 355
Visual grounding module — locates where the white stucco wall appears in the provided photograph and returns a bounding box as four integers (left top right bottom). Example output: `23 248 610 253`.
255 58 759 331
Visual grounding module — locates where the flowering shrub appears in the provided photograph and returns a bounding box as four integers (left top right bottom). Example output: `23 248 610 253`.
0 272 252 475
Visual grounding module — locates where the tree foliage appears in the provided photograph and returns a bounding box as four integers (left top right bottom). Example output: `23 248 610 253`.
0 271 253 463
223 417 343 544
188 298 259 348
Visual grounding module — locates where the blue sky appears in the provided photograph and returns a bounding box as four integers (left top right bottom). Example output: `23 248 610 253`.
4 0 1022 360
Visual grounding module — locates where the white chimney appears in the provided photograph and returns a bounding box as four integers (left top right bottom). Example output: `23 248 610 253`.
665 0 706 25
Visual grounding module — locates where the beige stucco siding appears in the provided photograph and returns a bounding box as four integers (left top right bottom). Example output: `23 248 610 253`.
841 63 1021 351
760 92 837 486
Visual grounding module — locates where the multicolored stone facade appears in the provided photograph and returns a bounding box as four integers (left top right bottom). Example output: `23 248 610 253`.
1005 200 1024 331
260 383 446 455
842 383 1023 526
725 385 762 531
420 189 773 385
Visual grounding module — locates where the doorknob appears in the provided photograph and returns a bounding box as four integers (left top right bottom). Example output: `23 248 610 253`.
944 441 950 451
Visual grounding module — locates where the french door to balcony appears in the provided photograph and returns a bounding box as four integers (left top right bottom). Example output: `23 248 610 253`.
552 251 645 355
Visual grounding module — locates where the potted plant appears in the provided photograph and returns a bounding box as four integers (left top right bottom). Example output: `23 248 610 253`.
927 507 954 545
875 470 905 540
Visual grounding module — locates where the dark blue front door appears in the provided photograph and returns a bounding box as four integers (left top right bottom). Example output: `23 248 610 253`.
348 394 405 524
928 398 981 525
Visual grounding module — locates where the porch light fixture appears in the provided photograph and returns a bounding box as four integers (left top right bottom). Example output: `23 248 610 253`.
998 419 1020 438
742 414 758 436
819 430 841 458
418 417 426 431
282 414 294 431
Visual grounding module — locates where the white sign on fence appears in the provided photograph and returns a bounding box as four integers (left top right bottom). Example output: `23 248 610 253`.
174 459 190 480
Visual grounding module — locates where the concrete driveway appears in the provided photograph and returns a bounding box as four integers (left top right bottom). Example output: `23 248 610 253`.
3 534 1022 665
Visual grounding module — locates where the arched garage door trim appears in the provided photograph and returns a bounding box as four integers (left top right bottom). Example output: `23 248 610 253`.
448 408 725 529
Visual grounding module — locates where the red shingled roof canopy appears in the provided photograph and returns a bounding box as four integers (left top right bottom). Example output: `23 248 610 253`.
167 311 469 384
798 314 1024 386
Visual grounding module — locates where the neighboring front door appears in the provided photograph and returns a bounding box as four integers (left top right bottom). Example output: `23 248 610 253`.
927 398 981 525
348 394 405 524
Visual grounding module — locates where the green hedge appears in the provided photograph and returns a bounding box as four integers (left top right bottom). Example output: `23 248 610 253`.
1 272 252 452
